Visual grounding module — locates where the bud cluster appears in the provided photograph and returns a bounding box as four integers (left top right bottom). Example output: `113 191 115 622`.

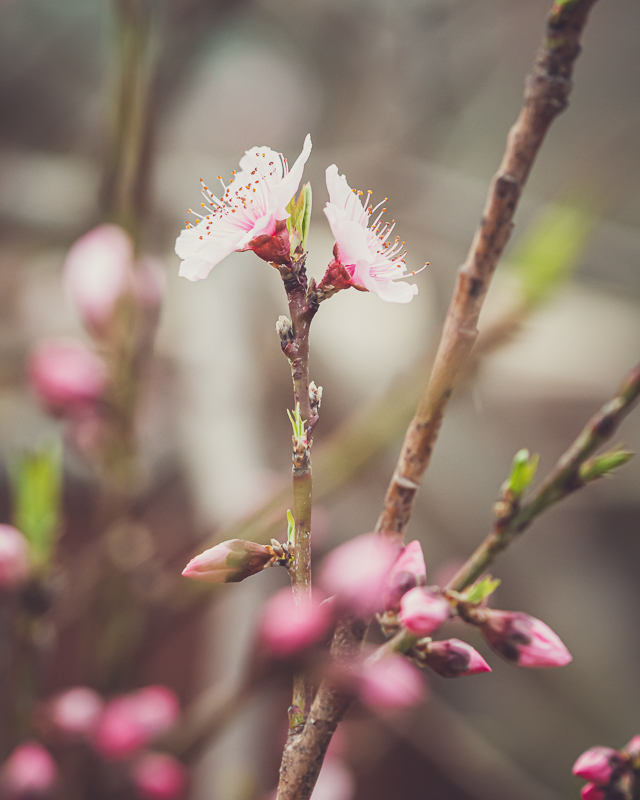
573 737 640 800
0 685 188 800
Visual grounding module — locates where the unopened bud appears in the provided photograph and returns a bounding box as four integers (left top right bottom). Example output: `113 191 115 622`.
309 381 323 415
400 587 451 636
384 540 426 613
48 686 103 738
182 539 273 584
0 525 30 589
423 638 491 678
1 742 57 799
131 752 188 800
580 784 606 800
29 339 108 417
579 448 634 483
357 655 425 710
480 610 572 668
276 316 293 342
93 686 179 760
572 747 626 785
319 533 401 616
63 224 133 337
260 588 331 656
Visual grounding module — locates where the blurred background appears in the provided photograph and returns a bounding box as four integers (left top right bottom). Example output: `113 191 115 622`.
0 0 639 798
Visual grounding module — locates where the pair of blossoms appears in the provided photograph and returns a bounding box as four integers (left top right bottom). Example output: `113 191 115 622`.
183 533 572 710
175 134 420 303
1 685 187 800
573 737 640 800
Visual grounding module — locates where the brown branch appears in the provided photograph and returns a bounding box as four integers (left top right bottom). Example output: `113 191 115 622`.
376 0 599 536
275 2 600 798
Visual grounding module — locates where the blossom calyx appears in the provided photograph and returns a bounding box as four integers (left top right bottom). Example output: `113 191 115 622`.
399 587 451 636
572 747 626 785
479 609 572 668
421 638 491 678
182 539 273 584
384 540 427 613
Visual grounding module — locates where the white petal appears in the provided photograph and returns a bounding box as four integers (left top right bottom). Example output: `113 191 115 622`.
325 165 366 225
273 134 313 219
238 145 284 179
371 278 418 304
323 206 371 266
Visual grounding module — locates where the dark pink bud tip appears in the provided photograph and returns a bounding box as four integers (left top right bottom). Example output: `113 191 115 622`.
580 783 606 800
572 747 625 785
423 639 491 678
480 610 572 668
384 540 427 613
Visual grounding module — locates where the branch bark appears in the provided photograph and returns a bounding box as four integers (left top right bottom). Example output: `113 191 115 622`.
275 2 600 798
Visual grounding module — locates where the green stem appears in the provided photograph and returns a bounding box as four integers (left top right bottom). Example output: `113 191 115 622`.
447 361 640 593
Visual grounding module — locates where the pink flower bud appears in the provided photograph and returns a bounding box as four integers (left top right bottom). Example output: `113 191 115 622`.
260 588 331 656
423 638 491 678
131 753 188 800
319 533 401 616
93 686 180 760
63 224 133 336
0 525 29 589
580 783 606 800
384 540 427 613
358 654 425 710
29 339 107 416
572 747 625 785
624 736 640 759
182 539 273 584
399 587 451 636
1 742 57 799
480 610 572 668
48 686 104 738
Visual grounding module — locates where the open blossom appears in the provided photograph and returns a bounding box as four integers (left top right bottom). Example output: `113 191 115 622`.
480 610 572 668
176 135 312 281
323 165 420 303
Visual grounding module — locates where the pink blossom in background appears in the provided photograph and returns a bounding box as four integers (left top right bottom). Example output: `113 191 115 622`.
93 686 180 760
63 224 133 335
319 533 401 616
48 686 103 738
323 165 420 303
310 758 355 800
182 539 273 584
384 539 427 612
131 753 188 800
357 654 425 710
423 638 492 678
480 610 572 668
176 135 312 281
572 747 625 785
580 783 606 800
624 736 640 758
1 742 57 798
399 587 451 636
0 525 30 589
29 339 107 416
260 588 331 656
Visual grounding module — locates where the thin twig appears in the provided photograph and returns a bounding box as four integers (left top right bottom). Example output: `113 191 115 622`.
446 361 640 593
275 2 600 798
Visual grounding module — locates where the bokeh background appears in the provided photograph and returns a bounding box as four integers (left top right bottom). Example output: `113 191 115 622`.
0 0 639 798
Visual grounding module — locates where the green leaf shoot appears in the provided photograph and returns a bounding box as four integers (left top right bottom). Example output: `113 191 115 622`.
464 575 501 605
507 449 539 498
579 446 634 483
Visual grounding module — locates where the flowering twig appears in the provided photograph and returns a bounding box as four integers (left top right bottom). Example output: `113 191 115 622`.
446 361 640 593
376 0 600 537
275 3 600 798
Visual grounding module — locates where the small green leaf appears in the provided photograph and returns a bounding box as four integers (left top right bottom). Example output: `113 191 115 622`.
286 185 312 255
465 576 501 605
286 509 295 546
507 449 539 498
579 446 634 482
9 441 62 570
509 203 594 307
300 183 312 250
287 403 306 440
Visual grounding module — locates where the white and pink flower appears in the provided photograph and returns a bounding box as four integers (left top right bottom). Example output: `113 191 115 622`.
322 165 420 303
176 136 312 281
